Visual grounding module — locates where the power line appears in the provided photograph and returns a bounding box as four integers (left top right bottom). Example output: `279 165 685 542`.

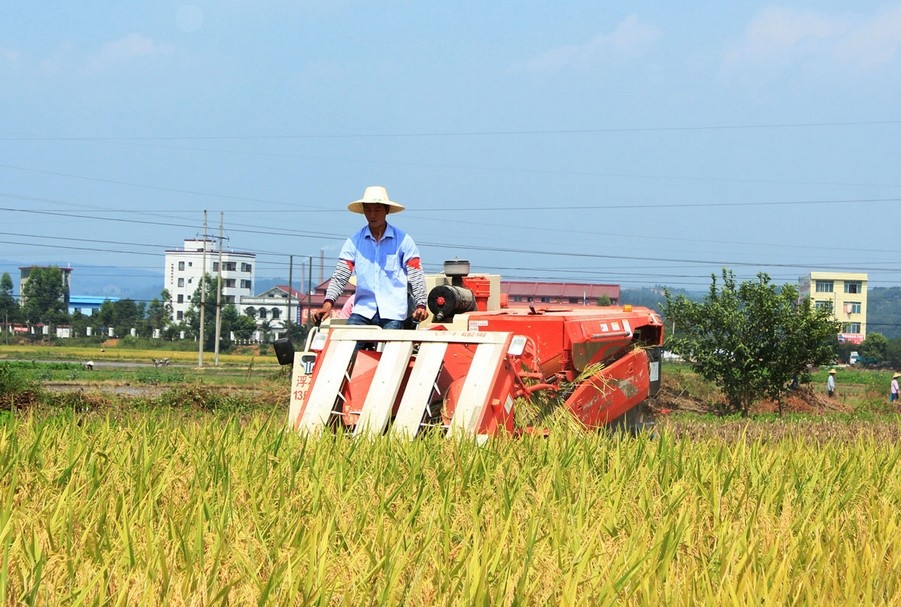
3 119 900 141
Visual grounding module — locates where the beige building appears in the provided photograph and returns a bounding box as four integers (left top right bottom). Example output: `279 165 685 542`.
799 271 868 345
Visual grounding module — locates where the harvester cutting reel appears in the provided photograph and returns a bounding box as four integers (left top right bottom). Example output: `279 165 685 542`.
278 326 534 442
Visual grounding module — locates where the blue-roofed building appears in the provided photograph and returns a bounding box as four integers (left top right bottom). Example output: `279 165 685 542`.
69 295 119 316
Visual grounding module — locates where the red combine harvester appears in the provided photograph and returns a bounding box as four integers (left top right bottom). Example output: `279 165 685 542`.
278 261 664 441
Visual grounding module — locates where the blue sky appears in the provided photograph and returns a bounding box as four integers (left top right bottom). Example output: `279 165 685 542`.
2 2 900 292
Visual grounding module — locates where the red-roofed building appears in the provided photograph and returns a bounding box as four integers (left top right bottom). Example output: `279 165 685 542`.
501 281 619 307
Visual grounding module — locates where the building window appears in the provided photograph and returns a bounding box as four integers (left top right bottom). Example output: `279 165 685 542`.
241 263 252 272
814 300 833 312
272 308 281 319
224 262 237 272
224 279 236 288
846 302 862 314
212 262 218 272
245 307 256 317
241 280 252 289
845 281 862 294
225 296 235 304
178 261 185 271
177 278 184 287
844 322 861 333
177 294 184 303
815 281 834 293
177 311 184 320
259 309 268 319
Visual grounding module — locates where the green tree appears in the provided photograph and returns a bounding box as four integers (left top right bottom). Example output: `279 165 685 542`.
0 272 20 326
285 320 311 348
185 276 249 351
886 338 901 370
21 267 69 328
859 332 889 363
230 310 257 341
146 290 173 338
95 299 145 338
664 269 840 416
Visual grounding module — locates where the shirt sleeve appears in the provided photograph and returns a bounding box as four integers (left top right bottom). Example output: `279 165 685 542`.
324 238 357 303
400 235 427 308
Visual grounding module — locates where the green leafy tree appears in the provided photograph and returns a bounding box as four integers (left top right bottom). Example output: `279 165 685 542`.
859 333 889 363
95 299 145 338
70 310 91 338
886 338 901 370
21 267 69 327
259 320 273 343
230 310 257 341
0 272 20 325
664 269 840 416
185 276 249 351
285 320 310 347
146 290 173 337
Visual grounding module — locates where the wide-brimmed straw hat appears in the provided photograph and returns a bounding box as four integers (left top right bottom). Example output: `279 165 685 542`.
829 369 836 374
893 372 900 379
347 186 405 214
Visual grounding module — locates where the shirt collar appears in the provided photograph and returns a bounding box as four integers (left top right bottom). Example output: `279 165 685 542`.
365 222 394 241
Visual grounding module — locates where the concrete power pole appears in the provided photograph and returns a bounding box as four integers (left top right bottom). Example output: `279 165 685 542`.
214 212 224 366
287 255 293 335
198 211 207 367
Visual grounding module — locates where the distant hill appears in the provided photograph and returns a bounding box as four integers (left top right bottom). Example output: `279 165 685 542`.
621 286 700 312
0 258 303 304
865 287 901 340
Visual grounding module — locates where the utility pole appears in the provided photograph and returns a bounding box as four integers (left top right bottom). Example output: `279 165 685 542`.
309 255 314 324
214 212 224 366
199 211 207 367
287 255 294 335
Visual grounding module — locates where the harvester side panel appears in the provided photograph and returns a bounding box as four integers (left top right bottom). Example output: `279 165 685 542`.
564 348 651 428
448 338 513 437
296 339 357 434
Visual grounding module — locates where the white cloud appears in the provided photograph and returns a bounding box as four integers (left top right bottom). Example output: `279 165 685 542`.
86 33 174 71
511 15 661 75
726 5 901 69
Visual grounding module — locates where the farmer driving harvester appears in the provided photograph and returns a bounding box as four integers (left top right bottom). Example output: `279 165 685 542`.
314 186 429 328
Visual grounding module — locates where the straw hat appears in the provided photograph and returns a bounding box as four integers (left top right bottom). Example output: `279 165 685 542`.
829 369 836 374
893 372 900 379
347 186 405 214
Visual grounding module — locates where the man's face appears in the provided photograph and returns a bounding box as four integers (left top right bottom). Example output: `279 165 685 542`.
362 203 389 230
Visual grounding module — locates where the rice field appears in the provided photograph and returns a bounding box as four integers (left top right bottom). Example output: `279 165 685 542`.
2 408 900 606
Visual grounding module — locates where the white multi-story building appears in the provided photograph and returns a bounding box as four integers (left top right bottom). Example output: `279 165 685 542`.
164 239 256 324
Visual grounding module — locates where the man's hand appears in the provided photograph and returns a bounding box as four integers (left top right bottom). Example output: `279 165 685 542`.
313 301 333 324
411 307 429 323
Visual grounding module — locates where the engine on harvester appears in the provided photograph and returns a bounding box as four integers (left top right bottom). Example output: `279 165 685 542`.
278 261 664 441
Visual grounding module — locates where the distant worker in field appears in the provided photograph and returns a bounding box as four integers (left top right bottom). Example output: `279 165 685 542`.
891 372 900 402
827 369 836 397
314 186 429 328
